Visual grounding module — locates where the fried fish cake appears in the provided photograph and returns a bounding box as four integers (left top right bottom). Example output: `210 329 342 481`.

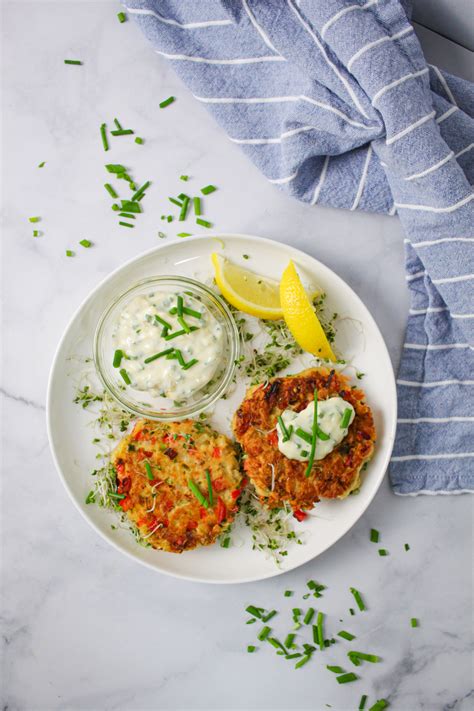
233 368 376 512
112 419 243 553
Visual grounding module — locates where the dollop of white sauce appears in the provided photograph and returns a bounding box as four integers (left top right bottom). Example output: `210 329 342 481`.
276 396 355 462
112 291 223 400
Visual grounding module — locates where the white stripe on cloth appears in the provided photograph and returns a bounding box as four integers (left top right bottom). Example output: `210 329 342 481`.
430 64 458 106
321 0 378 38
395 193 474 213
347 26 414 71
287 0 370 119
452 313 474 319
242 0 279 54
126 7 232 28
436 106 458 123
392 452 474 461
386 111 435 145
372 67 429 106
404 343 473 350
397 379 474 387
230 125 315 144
456 143 474 159
398 417 474 423
268 169 300 184
404 151 454 181
409 307 448 314
432 272 474 285
351 145 372 210
311 156 330 205
406 270 426 281
155 50 285 63
396 489 474 495
415 237 474 248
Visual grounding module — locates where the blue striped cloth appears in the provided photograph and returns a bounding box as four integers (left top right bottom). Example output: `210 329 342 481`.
125 0 474 495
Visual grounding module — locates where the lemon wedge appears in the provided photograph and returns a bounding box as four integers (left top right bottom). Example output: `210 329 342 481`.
280 260 336 360
211 253 283 320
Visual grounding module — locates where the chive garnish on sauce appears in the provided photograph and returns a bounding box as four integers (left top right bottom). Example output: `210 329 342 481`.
278 416 292 442
113 349 123 368
119 368 131 384
144 348 174 364
340 407 352 429
305 390 318 477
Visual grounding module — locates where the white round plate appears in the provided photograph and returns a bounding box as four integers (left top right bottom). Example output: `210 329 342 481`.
47 234 396 584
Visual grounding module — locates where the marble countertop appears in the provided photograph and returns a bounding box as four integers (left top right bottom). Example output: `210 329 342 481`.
2 3 472 710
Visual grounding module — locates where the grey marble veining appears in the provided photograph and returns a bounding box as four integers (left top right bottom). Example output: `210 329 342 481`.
1 2 472 710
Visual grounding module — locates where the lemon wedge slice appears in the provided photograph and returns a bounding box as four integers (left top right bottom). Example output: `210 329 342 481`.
280 260 336 360
211 253 283 320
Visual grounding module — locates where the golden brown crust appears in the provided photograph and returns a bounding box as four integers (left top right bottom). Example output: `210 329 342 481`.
232 367 376 511
112 419 243 553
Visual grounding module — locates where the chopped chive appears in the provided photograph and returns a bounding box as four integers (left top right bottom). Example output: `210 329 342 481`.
113 349 123 368
285 653 302 660
33 230 40 237
359 695 368 710
262 610 277 623
305 389 318 477
112 204 120 211
108 492 126 500
85 490 95 504
100 123 109 152
117 11 126 22
177 193 189 202
28 216 40 223
176 295 184 317
316 426 330 441
348 652 381 664
295 427 312 444
245 605 264 619
247 645 256 653
350 588 366 611
164 326 199 341
188 479 208 508
284 590 293 597
144 348 174 364
246 618 256 625
411 618 419 628
111 129 134 136
154 314 172 329
132 181 151 202
326 666 345 674
378 549 388 556
303 608 315 625
370 528 379 543
144 461 154 480
158 232 166 239
119 368 131 384
243 254 250 260
167 215 173 222
104 183 118 198
312 625 319 645
106 163 126 174
118 213 136 219
179 196 190 221
180 175 189 181
257 626 271 641
337 630 355 641
368 701 389 711
168 197 182 207
196 218 212 228
317 611 324 651
193 196 201 215
183 358 198 371
173 349 185 367
64 59 82 65
135 137 144 145
113 118 122 129
201 184 217 195
349 608 355 616
38 161 46 168
277 416 292 442
205 469 213 506
177 316 191 334
182 306 202 319
303 643 316 654
404 543 410 551
119 221 134 228
292 608 301 619
284 633 295 648
177 232 192 238
159 96 175 109
65 249 75 257
340 407 352 429
336 673 358 684
79 239 92 248
295 655 311 669
120 201 141 213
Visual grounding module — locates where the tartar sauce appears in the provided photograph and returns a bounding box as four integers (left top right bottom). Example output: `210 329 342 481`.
112 291 223 400
276 396 355 462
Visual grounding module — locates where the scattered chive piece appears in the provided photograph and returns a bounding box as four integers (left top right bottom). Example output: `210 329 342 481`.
119 368 131 384
284 633 295 648
196 218 212 228
112 204 120 211
159 96 175 109
303 608 315 625
135 137 144 144
132 181 151 202
348 652 381 664
205 469 213 506
285 653 302 660
188 479 208 508
177 232 192 238
154 314 172 329
312 625 319 644
167 215 173 222
65 249 74 257
104 183 118 198
295 655 311 669
79 239 92 248
144 348 174 364
368 701 389 711
106 163 126 173
350 608 355 616
317 611 324 651
120 200 141 213
113 350 123 368
144 461 154 480
100 123 109 152
64 59 82 65
338 630 355 641
336 673 358 684
179 196 190 221
176 295 184 317
111 129 134 136
370 528 379 543
113 118 122 129
262 610 277 623
340 407 352 429
350 588 366 611
359 695 368 710
258 626 271 641
305 389 318 477
246 618 256 625
85 490 95 504
404 543 410 551
180 175 189 181
284 590 293 597
378 549 388 556
177 192 189 201
201 184 217 195
193 197 202 216
220 536 230 548
246 605 264 619
158 231 166 239
169 197 182 207
247 645 256 653
29 216 40 223
119 221 134 228
33 230 40 237
38 161 45 168
117 11 126 22
119 212 136 219
327 666 345 674
173 349 185 367
411 618 419 628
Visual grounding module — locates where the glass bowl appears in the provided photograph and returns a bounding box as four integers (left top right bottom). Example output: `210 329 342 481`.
94 276 239 421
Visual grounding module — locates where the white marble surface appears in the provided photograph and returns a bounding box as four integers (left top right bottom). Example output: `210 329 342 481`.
2 2 473 710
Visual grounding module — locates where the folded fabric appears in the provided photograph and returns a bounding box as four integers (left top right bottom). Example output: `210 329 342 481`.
125 0 474 495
